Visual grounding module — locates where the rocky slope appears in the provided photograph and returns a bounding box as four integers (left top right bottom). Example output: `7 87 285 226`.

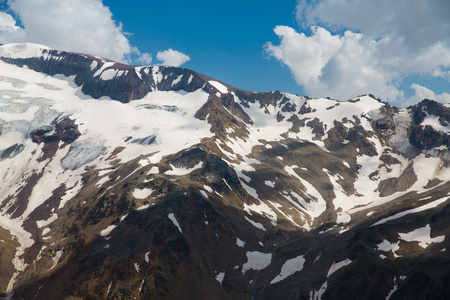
0 43 449 300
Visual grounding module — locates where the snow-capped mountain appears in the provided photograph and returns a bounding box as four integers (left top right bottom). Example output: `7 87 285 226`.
0 43 449 300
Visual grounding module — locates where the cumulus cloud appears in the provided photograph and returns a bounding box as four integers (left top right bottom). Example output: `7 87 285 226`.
156 49 190 67
409 84 450 105
136 52 153 65
0 10 25 41
131 46 152 65
0 0 152 64
0 10 17 29
266 0 450 106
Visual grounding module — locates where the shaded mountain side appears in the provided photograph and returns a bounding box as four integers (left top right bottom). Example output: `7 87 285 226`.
9 147 450 300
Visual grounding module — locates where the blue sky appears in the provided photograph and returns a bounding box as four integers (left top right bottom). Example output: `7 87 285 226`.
105 0 303 95
1 0 449 107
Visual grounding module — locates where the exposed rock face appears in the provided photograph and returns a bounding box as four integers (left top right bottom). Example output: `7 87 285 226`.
31 117 81 161
408 99 450 150
0 47 221 103
0 43 449 300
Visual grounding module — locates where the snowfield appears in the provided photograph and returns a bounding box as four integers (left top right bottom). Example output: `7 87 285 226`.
0 47 213 289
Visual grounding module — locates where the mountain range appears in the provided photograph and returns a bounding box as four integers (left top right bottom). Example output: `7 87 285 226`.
0 43 449 300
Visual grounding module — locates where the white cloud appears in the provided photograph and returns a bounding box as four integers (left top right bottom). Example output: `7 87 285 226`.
265 26 403 101
156 48 190 67
266 0 450 106
136 52 152 65
265 26 342 87
409 84 450 105
0 11 25 41
131 46 152 65
0 0 151 64
0 11 17 29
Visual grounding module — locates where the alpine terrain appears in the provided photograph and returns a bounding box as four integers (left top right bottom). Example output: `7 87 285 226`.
0 43 449 300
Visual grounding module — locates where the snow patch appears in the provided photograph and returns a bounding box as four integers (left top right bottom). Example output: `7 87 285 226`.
100 69 121 81
172 75 183 86
270 255 305 284
95 175 111 188
133 188 154 199
242 251 272 274
136 204 151 211
120 213 128 221
244 216 266 231
264 180 275 188
284 166 326 219
148 166 159 174
168 213 182 233
93 61 115 77
421 114 450 133
377 240 400 257
208 80 228 94
372 197 449 226
243 201 277 226
139 158 151 167
90 61 98 71
152 66 163 89
310 281 328 300
398 224 445 248
100 224 117 237
36 213 58 228
236 237 245 247
165 162 203 176
385 276 407 300
215 272 225 284
327 259 352 277
50 248 64 270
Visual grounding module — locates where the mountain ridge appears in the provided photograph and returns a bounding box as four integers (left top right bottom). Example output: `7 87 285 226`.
0 43 449 299
0 42 247 103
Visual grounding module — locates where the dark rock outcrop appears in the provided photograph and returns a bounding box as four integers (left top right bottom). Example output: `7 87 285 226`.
408 99 450 150
1 49 214 102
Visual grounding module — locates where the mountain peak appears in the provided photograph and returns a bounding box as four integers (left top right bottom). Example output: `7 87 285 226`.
0 43 240 103
0 42 51 59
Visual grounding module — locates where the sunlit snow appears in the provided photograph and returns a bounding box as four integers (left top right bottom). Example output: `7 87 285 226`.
0 52 212 271
165 162 203 176
208 80 228 94
421 114 450 133
133 188 154 199
100 224 117 237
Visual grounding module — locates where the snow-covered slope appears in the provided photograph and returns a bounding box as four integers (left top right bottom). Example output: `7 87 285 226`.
0 43 449 300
